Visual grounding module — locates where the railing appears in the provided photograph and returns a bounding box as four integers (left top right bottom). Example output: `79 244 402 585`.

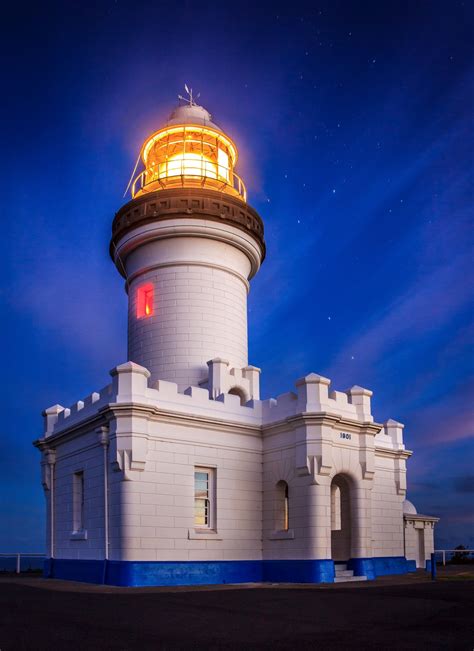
0 553 45 574
131 158 247 201
434 549 474 565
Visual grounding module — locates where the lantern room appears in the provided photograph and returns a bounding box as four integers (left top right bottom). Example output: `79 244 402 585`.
131 95 246 201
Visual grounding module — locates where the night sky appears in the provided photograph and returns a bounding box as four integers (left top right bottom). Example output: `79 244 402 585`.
2 1 473 552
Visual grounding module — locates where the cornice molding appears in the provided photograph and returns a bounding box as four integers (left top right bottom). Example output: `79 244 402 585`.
110 187 265 272
262 411 382 437
375 446 413 460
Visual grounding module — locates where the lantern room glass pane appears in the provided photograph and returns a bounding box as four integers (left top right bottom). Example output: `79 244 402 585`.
217 148 230 182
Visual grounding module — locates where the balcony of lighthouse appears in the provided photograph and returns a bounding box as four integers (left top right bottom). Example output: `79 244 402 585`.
130 104 247 201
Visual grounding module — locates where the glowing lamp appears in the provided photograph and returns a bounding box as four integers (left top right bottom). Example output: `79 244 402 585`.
136 283 154 319
131 97 246 201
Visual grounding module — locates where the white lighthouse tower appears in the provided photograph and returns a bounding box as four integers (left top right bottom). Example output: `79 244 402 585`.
112 96 265 392
34 93 438 587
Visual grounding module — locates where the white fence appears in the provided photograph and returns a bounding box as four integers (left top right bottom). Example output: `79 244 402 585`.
0 553 45 574
434 549 474 566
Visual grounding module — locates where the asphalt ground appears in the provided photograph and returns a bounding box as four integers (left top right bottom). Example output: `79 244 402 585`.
1 568 473 650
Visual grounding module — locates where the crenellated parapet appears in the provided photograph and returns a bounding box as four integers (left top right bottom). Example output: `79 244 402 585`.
36 363 408 464
41 386 113 438
205 358 261 402
376 419 405 450
37 361 265 445
262 373 374 425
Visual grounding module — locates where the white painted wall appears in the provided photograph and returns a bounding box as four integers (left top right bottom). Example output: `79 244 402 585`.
371 456 405 558
115 219 264 391
128 262 248 391
37 362 436 569
405 517 437 567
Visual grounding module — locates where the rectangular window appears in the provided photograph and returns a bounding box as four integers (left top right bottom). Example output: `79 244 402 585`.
136 283 154 318
194 468 215 529
73 471 85 532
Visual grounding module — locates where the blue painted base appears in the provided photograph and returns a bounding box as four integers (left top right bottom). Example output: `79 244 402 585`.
44 556 415 587
263 559 335 584
45 558 334 587
348 556 417 580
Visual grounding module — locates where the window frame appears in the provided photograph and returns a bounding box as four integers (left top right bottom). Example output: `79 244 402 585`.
269 479 294 540
194 467 216 531
136 283 154 319
72 470 85 534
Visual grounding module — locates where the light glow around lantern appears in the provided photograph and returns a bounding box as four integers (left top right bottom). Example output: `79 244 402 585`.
131 117 246 200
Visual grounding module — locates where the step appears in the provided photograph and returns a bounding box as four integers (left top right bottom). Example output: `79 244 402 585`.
335 569 354 577
334 563 348 571
334 575 368 583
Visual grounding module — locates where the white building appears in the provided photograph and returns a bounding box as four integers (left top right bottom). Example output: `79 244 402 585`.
34 97 438 586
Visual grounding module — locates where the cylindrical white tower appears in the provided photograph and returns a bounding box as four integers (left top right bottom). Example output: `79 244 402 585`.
110 99 265 390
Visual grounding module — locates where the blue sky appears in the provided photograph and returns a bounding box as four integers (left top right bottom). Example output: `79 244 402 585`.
1 0 472 551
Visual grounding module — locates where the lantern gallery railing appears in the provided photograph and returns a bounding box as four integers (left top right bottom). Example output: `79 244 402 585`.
131 158 247 201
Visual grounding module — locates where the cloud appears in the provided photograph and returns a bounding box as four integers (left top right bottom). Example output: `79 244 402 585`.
407 381 474 447
6 216 126 373
326 246 472 381
453 475 474 494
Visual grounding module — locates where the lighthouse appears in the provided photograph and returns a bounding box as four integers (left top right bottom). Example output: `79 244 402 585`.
110 95 265 392
34 92 438 587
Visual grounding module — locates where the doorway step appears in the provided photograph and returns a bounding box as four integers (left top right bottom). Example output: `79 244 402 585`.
334 563 367 583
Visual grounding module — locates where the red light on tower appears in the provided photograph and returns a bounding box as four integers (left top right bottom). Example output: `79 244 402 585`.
137 283 154 318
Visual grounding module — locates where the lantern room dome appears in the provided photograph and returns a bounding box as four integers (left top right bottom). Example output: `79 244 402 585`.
130 98 246 202
165 103 221 131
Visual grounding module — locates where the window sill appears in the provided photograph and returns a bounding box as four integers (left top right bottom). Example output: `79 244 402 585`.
188 528 223 541
70 530 87 541
268 529 294 540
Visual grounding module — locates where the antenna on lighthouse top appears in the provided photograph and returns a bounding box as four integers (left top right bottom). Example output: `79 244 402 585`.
178 84 200 107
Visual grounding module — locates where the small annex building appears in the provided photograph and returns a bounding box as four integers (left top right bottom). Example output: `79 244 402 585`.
34 97 438 586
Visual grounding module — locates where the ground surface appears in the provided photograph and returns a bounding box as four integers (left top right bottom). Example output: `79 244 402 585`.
1 568 473 650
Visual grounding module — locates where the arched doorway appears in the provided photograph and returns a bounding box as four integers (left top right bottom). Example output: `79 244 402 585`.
330 474 352 561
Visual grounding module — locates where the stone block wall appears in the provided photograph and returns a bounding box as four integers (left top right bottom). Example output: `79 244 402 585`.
52 431 106 560
116 424 263 562
36 361 435 581
404 516 437 568
371 455 405 558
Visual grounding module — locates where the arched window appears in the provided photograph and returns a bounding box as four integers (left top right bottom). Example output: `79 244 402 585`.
331 483 341 531
275 480 289 532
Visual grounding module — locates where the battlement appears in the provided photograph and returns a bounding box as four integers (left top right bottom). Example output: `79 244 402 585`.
42 361 264 439
43 384 114 437
375 418 406 451
41 363 408 449
261 373 374 425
